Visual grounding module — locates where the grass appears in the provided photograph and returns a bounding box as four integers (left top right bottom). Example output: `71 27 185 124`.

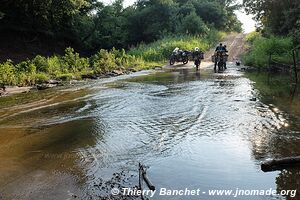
129 30 226 62
0 30 225 87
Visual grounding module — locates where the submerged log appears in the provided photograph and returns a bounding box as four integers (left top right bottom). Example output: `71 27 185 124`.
261 156 300 172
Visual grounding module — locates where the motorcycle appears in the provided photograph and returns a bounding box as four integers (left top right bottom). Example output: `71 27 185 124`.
193 51 204 70
212 51 228 72
169 50 189 65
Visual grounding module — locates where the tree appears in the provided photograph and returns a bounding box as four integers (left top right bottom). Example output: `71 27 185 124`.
181 12 208 35
243 0 300 35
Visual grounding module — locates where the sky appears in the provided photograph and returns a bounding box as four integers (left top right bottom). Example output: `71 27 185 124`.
101 0 256 33
235 0 256 33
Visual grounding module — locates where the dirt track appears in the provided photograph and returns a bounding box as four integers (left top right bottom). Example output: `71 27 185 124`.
165 33 246 69
204 33 246 62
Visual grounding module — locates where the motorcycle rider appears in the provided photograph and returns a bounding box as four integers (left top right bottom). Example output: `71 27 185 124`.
215 43 224 52
223 45 228 69
214 43 228 71
223 45 228 52
193 47 203 70
193 47 202 58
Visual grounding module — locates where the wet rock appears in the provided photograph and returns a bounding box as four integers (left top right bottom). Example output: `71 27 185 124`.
46 79 61 84
82 74 98 80
37 84 56 90
128 68 137 72
250 97 257 101
112 69 124 76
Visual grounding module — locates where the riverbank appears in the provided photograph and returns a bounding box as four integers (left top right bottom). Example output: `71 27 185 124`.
242 32 300 116
0 31 228 97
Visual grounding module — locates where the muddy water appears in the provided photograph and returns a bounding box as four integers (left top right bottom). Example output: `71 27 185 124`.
0 64 299 200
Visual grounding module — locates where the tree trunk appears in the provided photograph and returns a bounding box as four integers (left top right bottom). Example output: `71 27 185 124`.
261 156 300 172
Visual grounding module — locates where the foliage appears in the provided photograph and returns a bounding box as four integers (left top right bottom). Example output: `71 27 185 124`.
245 31 261 44
243 35 294 68
0 47 156 86
63 47 89 73
181 12 209 35
0 0 242 51
243 0 300 36
92 49 117 74
129 30 224 62
0 60 17 86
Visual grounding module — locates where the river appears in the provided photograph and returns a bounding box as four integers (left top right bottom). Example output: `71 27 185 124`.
0 63 299 200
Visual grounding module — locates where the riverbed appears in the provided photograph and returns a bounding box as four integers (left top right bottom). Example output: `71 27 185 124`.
0 63 299 200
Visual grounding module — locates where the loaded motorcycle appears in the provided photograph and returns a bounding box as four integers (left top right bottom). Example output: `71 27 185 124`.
212 50 228 72
169 48 189 65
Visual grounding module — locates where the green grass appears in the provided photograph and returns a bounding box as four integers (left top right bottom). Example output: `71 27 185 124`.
129 30 226 62
0 30 225 87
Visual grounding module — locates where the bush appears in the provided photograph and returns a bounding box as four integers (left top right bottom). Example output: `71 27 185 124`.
243 35 293 68
32 55 48 72
0 60 17 86
92 49 117 74
57 73 74 81
35 73 50 84
47 56 63 76
63 47 89 73
15 60 36 74
245 31 261 44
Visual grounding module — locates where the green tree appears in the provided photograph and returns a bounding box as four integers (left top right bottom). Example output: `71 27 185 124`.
181 12 209 35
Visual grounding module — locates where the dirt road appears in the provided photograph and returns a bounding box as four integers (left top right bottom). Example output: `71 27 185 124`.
165 33 246 69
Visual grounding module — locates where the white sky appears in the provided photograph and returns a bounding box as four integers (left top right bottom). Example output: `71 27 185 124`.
101 0 256 33
235 0 256 33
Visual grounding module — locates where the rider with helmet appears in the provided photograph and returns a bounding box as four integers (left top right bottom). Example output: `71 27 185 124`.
193 47 204 70
214 43 228 71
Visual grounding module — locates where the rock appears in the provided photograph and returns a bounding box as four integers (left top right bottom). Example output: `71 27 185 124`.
128 68 137 72
46 79 61 84
112 69 124 75
82 74 98 79
37 84 56 90
106 72 117 77
250 97 257 101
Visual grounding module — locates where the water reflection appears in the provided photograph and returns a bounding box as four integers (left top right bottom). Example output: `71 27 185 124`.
0 65 299 199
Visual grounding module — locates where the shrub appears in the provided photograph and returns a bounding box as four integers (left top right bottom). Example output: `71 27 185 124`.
63 47 89 73
47 56 62 76
35 73 50 84
15 60 36 74
243 35 293 68
57 73 74 81
0 60 17 85
92 49 117 74
32 55 48 72
245 32 261 44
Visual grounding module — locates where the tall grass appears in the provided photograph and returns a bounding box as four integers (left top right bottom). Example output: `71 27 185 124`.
129 30 225 62
0 47 149 86
0 30 225 87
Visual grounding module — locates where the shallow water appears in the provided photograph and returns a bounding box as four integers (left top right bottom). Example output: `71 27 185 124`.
0 64 299 200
